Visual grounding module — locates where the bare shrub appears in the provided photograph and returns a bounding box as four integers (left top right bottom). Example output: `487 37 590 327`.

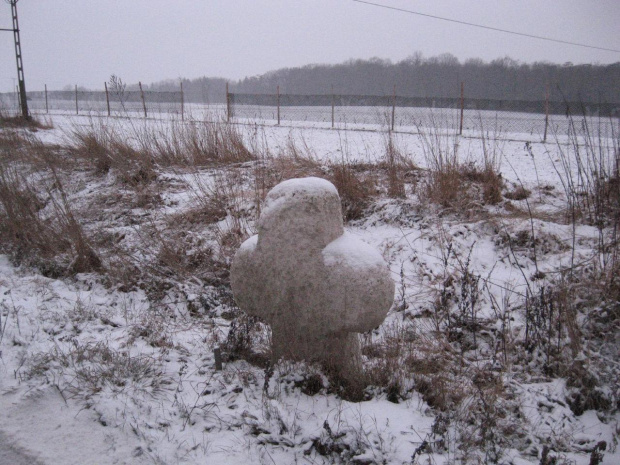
552 115 619 299
553 114 619 230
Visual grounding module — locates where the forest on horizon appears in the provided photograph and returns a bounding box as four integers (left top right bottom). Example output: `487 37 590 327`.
146 53 620 105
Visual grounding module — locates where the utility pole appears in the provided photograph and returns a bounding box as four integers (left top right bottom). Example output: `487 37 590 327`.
1 0 29 119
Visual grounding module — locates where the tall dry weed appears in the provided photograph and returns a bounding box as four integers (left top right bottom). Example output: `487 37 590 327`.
0 153 100 275
384 133 406 198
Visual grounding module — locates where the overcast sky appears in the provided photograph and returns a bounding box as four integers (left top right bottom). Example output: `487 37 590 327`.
1 0 619 92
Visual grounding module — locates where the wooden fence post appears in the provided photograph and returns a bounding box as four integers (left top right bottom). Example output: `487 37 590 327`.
44 84 48 114
75 85 79 115
459 82 464 135
391 85 396 132
331 85 335 129
277 85 280 125
104 82 110 116
226 82 230 123
543 85 549 142
180 81 184 121
139 81 147 118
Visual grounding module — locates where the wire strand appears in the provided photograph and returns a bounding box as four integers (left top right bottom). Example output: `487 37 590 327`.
352 0 620 54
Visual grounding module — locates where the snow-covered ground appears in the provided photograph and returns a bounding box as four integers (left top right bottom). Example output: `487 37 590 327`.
0 112 618 464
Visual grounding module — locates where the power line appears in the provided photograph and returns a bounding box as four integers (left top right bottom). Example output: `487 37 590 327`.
352 0 620 54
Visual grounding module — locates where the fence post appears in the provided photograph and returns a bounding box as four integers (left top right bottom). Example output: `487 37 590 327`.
180 81 184 121
214 347 222 371
75 84 79 115
543 85 549 142
226 82 230 123
277 85 280 125
331 85 335 129
459 82 464 135
139 81 147 118
104 82 110 116
44 84 48 114
391 85 396 132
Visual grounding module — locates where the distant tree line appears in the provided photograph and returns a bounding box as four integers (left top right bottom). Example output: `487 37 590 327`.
147 53 620 104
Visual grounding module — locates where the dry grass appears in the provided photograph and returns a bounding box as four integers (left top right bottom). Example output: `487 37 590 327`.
384 133 407 198
0 110 50 130
0 127 100 275
67 118 255 187
3 111 618 462
417 123 505 210
553 116 619 229
329 164 376 221
25 341 170 401
504 185 531 201
462 163 503 205
0 152 100 276
67 118 156 184
135 119 255 166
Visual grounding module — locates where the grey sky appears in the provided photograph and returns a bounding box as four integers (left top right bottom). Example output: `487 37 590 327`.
1 0 619 92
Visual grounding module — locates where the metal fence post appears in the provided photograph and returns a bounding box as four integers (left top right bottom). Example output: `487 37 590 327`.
180 81 184 121
139 81 147 118
226 82 230 123
331 86 335 128
391 85 396 132
277 85 280 125
44 84 48 114
459 82 464 135
543 86 549 142
75 84 78 115
104 82 110 116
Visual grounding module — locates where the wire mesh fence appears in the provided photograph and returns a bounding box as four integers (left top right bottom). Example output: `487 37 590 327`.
229 92 620 140
1 86 618 141
0 89 183 116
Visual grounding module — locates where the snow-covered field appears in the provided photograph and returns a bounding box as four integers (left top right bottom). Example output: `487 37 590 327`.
0 112 618 464
3 94 617 142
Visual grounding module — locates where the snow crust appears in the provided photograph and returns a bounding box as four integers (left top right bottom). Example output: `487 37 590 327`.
322 232 387 269
0 112 618 465
261 176 339 218
238 233 258 252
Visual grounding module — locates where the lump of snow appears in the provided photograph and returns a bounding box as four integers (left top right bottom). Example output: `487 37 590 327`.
231 177 394 377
